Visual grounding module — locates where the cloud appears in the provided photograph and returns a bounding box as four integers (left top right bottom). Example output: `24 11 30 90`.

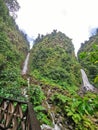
16 0 98 54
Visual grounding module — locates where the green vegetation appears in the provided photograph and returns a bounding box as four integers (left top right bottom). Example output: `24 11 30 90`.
27 77 98 129
51 89 98 129
30 31 81 87
0 0 29 99
29 31 98 129
28 84 52 125
0 1 98 129
78 31 98 87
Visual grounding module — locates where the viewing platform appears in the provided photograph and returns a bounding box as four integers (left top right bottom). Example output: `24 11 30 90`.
0 96 41 130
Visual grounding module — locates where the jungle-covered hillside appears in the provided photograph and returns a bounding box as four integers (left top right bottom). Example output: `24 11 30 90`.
30 30 81 87
28 31 98 129
78 31 98 87
0 0 29 99
0 0 98 129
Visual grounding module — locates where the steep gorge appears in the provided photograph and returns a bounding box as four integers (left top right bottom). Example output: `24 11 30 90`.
0 0 98 129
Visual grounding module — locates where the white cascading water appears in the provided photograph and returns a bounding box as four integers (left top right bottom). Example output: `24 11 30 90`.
41 101 61 130
21 52 30 98
22 77 30 98
80 69 94 91
22 52 30 75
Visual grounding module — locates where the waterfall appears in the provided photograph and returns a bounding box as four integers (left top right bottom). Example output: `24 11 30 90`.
22 53 30 75
41 101 61 130
45 101 55 125
21 52 31 99
80 69 94 91
22 77 30 99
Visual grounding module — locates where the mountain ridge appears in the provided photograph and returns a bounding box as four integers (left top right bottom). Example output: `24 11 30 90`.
30 30 81 87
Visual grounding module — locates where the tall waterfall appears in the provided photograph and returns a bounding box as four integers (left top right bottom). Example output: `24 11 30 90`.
22 53 30 75
21 52 30 99
80 69 94 91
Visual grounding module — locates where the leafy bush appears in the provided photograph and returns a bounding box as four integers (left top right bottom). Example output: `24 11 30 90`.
28 85 52 125
51 91 98 129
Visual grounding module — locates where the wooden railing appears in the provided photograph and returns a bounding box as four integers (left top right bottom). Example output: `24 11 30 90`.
0 97 41 130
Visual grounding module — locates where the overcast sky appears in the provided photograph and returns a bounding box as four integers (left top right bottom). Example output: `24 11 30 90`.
16 0 98 54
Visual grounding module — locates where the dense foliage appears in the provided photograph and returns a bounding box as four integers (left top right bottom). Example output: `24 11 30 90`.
0 1 98 129
27 76 98 129
28 30 98 129
51 87 98 129
78 31 98 87
0 0 29 99
30 31 81 87
4 0 20 18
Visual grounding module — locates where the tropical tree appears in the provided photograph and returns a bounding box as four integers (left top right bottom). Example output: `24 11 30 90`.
4 0 20 18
